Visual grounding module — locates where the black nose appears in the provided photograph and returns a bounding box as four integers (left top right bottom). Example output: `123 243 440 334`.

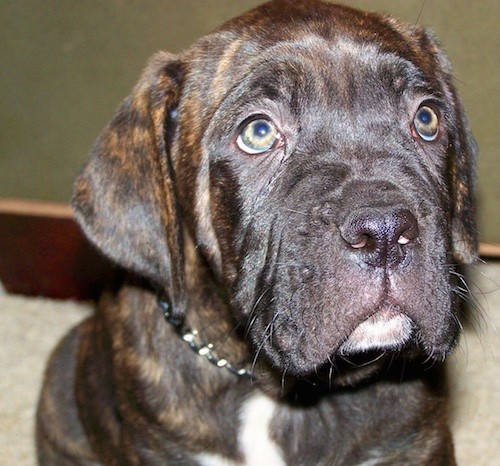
340 208 419 267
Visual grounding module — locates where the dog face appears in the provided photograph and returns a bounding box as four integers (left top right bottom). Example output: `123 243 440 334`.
73 1 477 376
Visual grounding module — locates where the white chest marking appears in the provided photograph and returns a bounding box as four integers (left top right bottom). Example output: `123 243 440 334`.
196 393 286 466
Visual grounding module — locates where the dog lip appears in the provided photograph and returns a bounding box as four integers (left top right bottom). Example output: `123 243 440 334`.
339 307 414 355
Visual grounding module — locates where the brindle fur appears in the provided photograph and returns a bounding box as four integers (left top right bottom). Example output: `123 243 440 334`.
37 1 477 464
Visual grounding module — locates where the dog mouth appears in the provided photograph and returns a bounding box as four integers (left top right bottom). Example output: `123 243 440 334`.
339 306 414 356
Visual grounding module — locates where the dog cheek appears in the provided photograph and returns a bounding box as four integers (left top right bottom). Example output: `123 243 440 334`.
252 250 384 374
389 250 459 356
192 159 244 283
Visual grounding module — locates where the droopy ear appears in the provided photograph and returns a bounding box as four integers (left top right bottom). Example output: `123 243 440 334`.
72 52 186 316
428 35 479 264
448 91 479 265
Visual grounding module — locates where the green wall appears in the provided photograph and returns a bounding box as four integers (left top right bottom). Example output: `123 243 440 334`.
1 1 498 242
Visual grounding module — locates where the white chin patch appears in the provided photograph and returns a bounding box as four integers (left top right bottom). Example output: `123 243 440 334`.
340 309 413 355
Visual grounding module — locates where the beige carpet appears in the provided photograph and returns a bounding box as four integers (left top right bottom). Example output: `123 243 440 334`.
1 263 499 466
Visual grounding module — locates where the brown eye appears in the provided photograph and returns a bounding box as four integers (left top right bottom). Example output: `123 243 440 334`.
413 105 439 141
236 118 281 154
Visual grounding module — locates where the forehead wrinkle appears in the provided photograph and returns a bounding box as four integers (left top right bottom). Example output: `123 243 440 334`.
242 40 336 108
211 37 246 99
237 36 419 113
201 32 442 143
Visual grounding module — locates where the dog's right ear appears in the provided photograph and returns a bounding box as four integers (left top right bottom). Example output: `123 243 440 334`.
72 52 186 317
430 40 479 265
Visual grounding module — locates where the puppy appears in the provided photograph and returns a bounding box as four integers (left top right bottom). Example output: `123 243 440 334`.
37 0 477 464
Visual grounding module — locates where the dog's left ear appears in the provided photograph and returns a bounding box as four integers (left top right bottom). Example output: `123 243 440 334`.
425 32 479 264
448 94 479 265
72 52 186 316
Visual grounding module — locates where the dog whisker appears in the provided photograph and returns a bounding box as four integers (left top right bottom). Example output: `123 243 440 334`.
452 312 464 333
449 268 491 332
280 365 289 397
281 207 309 216
245 288 271 337
467 261 500 295
251 311 287 374
451 263 499 371
212 322 243 351
414 0 427 26
197 315 226 334
251 314 278 373
326 355 338 391
196 315 246 353
421 354 435 369
339 350 387 368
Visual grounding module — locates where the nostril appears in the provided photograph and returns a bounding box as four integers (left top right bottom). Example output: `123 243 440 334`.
350 236 369 249
393 209 419 246
397 235 410 245
349 234 378 252
340 208 419 267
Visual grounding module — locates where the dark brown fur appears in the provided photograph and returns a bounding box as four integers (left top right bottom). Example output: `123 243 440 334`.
37 1 477 464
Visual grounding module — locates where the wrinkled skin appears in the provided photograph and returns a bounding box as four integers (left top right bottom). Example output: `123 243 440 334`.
179 10 474 376
37 1 477 465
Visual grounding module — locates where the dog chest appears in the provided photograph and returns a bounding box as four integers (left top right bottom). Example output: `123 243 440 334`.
196 393 285 466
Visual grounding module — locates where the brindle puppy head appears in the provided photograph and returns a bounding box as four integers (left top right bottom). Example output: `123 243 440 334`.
73 0 477 376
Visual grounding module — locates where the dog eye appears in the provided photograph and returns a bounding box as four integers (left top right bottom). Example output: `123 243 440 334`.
413 105 439 141
236 118 281 154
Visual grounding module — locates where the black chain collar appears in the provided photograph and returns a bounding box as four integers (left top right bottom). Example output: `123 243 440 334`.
158 298 253 378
